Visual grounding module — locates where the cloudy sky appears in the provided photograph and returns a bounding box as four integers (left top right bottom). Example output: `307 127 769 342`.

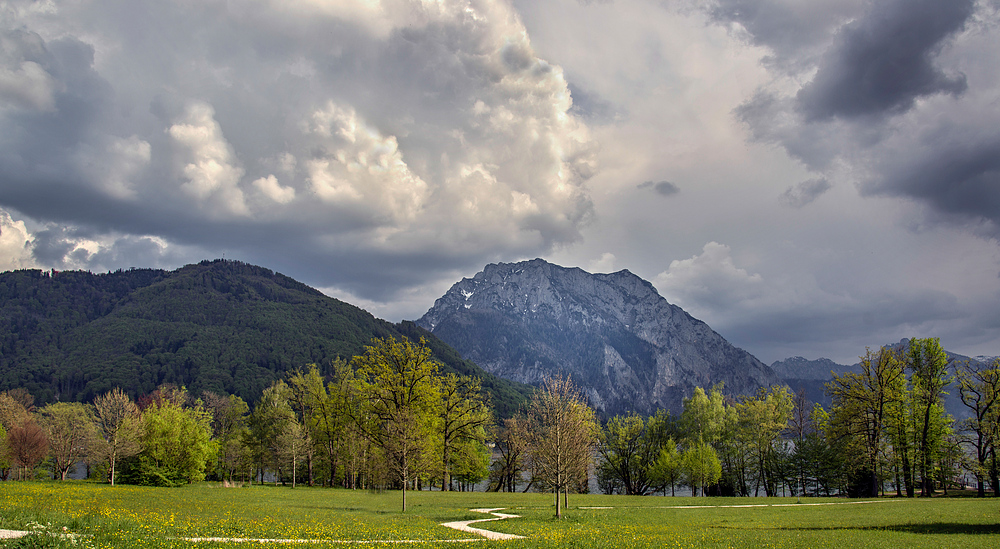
2 0 999 364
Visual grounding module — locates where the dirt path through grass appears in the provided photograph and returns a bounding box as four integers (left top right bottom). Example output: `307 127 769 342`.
0 529 28 540
439 508 525 540
2 507 524 545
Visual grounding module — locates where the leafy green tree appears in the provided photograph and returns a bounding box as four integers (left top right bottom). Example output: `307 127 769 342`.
0 423 9 480
737 386 794 496
249 381 296 484
283 373 319 486
597 412 670 495
287 361 358 487
680 385 730 495
716 403 749 497
799 404 847 496
202 391 250 483
287 365 324 486
936 433 965 494
38 402 99 481
906 338 951 496
449 436 491 491
527 376 598 518
353 337 441 512
94 388 143 486
680 385 727 446
788 389 812 496
438 373 491 491
884 365 915 497
956 358 1000 497
0 390 31 432
648 438 683 496
827 347 904 497
122 390 217 486
277 420 310 488
682 440 722 496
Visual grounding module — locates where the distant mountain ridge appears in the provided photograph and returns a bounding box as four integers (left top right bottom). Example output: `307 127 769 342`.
770 356 855 381
417 258 782 416
0 260 531 415
772 342 992 419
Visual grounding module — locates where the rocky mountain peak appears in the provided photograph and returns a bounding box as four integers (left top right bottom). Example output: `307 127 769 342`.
417 259 781 416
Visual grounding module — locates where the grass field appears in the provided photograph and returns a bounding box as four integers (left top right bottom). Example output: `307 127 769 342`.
1 482 998 548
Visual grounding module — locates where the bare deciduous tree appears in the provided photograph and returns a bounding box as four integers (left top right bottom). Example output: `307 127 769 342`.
39 402 99 480
527 376 597 518
94 388 143 485
7 421 48 480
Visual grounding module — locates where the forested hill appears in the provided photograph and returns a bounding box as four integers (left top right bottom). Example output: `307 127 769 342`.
0 260 531 415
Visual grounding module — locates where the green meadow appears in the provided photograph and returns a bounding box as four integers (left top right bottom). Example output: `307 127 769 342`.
1 482 998 548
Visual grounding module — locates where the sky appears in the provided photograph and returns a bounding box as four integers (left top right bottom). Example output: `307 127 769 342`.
1 0 999 365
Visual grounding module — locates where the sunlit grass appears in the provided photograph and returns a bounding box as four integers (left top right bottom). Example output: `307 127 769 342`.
2 482 999 548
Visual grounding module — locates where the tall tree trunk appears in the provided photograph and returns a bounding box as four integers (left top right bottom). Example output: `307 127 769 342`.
977 443 988 497
902 448 914 497
920 402 933 497
327 440 337 488
989 449 999 497
443 441 451 491
554 471 561 518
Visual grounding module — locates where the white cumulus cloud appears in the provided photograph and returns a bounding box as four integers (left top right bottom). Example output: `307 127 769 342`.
655 242 765 313
0 209 36 270
167 102 248 217
0 0 597 299
252 175 296 205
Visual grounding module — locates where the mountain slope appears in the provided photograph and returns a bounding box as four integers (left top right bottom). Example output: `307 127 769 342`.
0 260 531 415
417 259 782 415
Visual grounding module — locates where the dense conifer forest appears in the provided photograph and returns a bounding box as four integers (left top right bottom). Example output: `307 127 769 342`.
0 260 531 416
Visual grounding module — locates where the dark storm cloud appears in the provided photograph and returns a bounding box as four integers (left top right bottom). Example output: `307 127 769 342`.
795 0 973 120
638 180 680 197
734 91 846 170
30 226 84 267
724 0 999 232
866 129 1000 233
0 32 113 177
779 177 830 208
707 0 864 70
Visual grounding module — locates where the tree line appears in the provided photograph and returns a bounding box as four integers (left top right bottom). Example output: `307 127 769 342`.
590 337 1000 499
3 336 998 514
0 337 593 514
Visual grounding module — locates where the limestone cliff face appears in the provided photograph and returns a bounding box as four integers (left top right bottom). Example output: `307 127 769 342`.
416 259 782 416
